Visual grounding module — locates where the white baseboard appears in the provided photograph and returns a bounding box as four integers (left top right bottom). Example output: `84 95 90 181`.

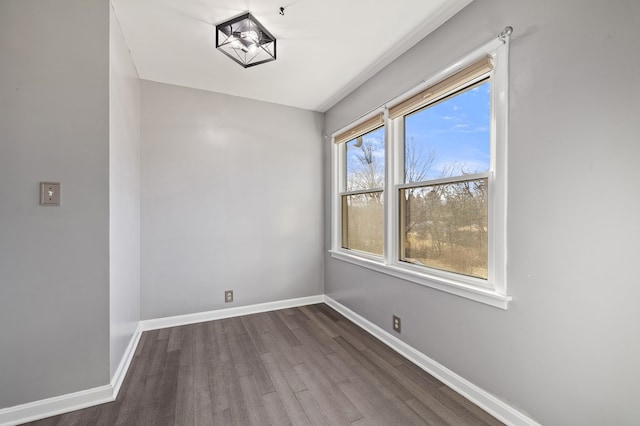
0 295 324 426
323 296 540 426
110 323 144 398
0 385 113 426
1 294 536 426
0 325 144 426
140 294 325 331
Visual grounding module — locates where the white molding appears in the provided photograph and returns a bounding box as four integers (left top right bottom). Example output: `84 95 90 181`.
0 323 145 426
140 295 325 331
110 323 143 398
316 0 475 112
0 385 113 426
0 295 325 425
1 293 535 425
323 296 540 426
330 250 510 309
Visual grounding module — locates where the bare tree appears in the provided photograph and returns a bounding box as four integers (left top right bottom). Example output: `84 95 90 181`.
346 139 384 192
345 134 489 277
404 136 435 183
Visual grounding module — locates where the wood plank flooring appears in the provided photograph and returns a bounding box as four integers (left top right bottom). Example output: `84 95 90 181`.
23 304 503 426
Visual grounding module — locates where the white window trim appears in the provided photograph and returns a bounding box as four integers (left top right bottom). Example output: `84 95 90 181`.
330 35 511 309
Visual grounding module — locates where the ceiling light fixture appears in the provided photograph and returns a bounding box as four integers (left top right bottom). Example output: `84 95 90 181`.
215 13 276 68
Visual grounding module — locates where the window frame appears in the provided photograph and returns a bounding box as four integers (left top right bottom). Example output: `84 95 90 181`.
330 37 511 309
333 114 387 262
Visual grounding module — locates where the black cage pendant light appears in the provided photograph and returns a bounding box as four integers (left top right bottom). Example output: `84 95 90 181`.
215 13 276 68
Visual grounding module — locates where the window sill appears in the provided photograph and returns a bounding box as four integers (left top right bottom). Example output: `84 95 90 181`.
329 250 511 309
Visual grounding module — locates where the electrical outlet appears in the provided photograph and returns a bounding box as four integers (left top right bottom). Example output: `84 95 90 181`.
225 290 233 303
393 315 401 333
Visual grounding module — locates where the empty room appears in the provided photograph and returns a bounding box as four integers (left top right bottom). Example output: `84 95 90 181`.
1 0 639 425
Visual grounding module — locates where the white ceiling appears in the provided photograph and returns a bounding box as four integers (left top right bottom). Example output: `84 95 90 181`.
111 0 473 112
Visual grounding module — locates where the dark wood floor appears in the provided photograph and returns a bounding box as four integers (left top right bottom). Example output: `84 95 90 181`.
24 303 503 426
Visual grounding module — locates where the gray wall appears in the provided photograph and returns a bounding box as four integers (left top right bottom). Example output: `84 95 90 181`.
109 5 141 380
0 0 110 408
324 0 640 424
140 81 324 320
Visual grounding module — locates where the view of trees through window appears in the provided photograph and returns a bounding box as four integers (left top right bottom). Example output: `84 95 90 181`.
401 178 488 278
401 80 490 278
342 127 385 255
345 127 385 191
342 191 384 255
341 80 491 278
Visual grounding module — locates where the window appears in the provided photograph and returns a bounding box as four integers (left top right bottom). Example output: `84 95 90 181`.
399 79 490 280
331 40 511 308
342 125 385 255
335 114 385 257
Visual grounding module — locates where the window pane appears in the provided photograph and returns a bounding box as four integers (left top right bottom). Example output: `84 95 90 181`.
346 127 385 191
405 80 490 183
400 178 488 279
342 192 383 255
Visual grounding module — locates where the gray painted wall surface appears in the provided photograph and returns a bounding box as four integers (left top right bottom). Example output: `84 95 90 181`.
140 81 324 320
109 5 141 380
0 0 110 408
324 0 640 424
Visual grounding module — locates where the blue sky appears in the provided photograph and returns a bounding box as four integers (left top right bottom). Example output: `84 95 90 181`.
405 81 491 181
345 80 490 188
346 127 385 190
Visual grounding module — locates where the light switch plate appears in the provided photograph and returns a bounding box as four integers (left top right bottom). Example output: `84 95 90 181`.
40 182 61 205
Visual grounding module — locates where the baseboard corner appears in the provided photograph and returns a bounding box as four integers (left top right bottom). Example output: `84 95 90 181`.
0 385 113 426
110 322 144 398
